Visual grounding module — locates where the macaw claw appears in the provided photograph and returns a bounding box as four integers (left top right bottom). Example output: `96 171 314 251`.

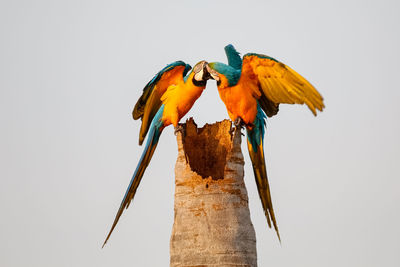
234 117 244 128
234 118 245 136
230 118 245 137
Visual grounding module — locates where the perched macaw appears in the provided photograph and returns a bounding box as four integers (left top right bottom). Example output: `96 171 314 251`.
103 60 210 247
207 44 325 240
132 61 192 145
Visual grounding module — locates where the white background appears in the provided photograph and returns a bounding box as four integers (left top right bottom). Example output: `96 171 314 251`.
1 0 399 266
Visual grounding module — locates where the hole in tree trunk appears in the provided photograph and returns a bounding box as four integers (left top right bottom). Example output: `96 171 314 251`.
181 118 233 180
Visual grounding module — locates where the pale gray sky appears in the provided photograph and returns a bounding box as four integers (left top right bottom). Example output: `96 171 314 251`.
1 0 399 266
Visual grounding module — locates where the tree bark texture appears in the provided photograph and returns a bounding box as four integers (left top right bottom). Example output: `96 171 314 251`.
170 119 257 267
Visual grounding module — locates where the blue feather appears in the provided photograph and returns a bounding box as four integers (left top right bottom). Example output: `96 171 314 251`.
183 62 200 83
246 104 267 153
208 62 241 86
183 64 192 77
245 104 280 241
123 105 164 207
147 61 190 86
103 105 165 247
225 44 242 70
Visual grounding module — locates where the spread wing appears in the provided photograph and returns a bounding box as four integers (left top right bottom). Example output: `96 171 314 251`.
242 53 324 116
132 61 191 145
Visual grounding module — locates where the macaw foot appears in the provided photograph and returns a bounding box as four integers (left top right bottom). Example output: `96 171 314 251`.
234 117 244 128
231 117 245 137
174 125 185 136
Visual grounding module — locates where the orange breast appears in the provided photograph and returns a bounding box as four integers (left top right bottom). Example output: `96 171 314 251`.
161 72 206 127
218 75 259 125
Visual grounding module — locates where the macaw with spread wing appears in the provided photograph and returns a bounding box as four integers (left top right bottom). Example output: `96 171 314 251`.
207 44 325 240
103 60 210 247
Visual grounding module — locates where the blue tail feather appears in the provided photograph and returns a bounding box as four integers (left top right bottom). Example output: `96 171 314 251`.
246 104 280 241
246 105 267 152
103 105 165 247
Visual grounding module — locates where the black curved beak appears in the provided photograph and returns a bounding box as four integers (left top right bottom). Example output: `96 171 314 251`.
205 64 220 81
202 61 211 81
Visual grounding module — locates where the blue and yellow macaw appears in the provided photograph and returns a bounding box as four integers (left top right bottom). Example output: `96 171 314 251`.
207 44 325 240
103 60 210 247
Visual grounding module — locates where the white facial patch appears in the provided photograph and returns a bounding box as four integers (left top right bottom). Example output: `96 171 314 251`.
194 69 204 81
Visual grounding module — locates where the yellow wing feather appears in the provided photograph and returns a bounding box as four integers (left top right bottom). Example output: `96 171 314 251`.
243 54 325 115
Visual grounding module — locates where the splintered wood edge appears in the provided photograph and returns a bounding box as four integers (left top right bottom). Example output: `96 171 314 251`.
175 118 243 180
177 118 234 139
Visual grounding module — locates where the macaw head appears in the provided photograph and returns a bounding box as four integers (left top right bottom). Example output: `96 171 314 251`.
187 60 211 86
206 62 241 87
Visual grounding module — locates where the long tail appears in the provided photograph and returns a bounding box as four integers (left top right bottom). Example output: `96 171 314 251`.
102 106 165 248
246 105 280 241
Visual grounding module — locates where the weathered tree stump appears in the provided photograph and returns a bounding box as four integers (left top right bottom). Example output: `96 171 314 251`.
170 119 257 267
